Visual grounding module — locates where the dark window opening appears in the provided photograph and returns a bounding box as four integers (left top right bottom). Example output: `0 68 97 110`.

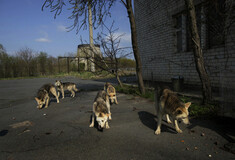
174 0 225 52
206 0 225 48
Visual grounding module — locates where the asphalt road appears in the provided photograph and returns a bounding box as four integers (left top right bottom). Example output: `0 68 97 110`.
0 77 234 160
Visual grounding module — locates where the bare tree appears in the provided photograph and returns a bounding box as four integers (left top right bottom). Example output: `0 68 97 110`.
42 0 146 94
184 0 212 104
80 22 132 87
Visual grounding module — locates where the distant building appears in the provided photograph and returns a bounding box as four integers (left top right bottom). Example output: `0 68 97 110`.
134 0 234 116
77 44 102 71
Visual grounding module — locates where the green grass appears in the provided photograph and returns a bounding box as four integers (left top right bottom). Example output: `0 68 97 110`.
180 96 219 117
116 84 219 117
50 71 115 79
116 84 155 101
0 71 115 80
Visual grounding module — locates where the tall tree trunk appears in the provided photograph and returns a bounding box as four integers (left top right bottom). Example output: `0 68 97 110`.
116 72 124 88
184 0 212 104
126 0 145 94
88 0 95 72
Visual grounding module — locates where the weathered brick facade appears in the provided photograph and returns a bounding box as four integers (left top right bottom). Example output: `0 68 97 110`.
134 0 235 89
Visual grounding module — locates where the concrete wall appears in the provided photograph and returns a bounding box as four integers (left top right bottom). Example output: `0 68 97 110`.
77 44 102 71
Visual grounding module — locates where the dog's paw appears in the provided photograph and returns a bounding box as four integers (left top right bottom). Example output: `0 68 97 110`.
155 129 161 135
106 125 110 129
167 120 172 124
89 124 94 128
176 129 182 133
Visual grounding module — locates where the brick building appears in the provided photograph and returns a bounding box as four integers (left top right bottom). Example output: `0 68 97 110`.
134 0 235 117
134 0 234 89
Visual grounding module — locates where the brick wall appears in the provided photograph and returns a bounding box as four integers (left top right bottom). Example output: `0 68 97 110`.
134 0 235 88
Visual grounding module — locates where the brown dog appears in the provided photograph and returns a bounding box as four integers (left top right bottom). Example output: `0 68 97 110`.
104 82 118 104
155 88 191 135
55 80 78 99
89 90 111 130
35 83 59 109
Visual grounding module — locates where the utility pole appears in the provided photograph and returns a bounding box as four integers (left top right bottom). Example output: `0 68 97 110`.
88 0 95 72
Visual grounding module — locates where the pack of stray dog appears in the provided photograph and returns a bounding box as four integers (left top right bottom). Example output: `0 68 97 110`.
35 80 192 135
34 80 78 109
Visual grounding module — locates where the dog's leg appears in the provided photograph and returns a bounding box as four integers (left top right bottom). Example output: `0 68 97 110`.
105 121 110 129
70 90 75 97
57 91 60 98
45 97 49 108
90 103 97 127
73 85 78 92
89 113 94 128
155 99 163 135
106 98 112 120
51 87 60 103
166 114 172 124
173 119 182 133
61 87 65 99
114 96 118 104
155 112 162 135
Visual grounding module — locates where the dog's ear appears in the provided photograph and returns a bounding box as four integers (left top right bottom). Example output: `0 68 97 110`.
176 109 182 115
94 112 99 117
185 102 191 109
35 97 39 102
93 102 97 108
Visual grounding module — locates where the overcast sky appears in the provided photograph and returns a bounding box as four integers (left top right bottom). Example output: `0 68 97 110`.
0 0 132 57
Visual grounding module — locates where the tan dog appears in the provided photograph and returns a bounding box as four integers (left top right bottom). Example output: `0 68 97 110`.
89 90 111 130
155 88 191 135
55 80 78 99
35 83 59 109
104 82 118 104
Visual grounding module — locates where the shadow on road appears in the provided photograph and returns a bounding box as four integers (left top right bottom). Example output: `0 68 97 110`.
138 111 176 134
188 117 235 143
